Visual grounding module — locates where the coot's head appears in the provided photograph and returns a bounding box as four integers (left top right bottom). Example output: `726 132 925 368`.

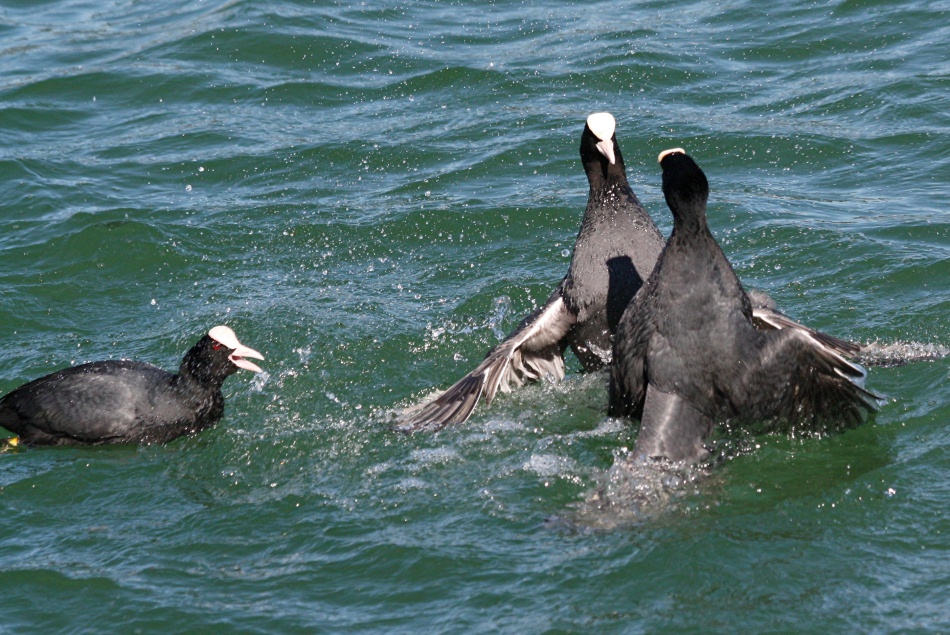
658 148 709 225
182 326 264 384
581 112 624 181
207 325 264 373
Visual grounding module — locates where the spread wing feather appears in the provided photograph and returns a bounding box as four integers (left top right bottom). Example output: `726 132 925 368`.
395 293 576 433
743 328 881 433
752 305 860 358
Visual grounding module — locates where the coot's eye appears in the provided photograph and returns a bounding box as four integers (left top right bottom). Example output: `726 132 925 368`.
212 342 224 351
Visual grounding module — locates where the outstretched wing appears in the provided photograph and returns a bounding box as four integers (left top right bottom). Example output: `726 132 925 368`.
752 305 860 357
750 290 948 367
747 288 860 358
395 291 576 433
743 328 881 434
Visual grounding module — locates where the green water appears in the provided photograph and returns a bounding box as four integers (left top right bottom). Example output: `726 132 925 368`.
1 0 948 632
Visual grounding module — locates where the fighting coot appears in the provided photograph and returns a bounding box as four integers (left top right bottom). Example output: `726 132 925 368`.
396 113 664 432
609 149 878 463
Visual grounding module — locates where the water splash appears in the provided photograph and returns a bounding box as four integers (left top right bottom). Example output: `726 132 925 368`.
559 450 712 531
856 341 950 367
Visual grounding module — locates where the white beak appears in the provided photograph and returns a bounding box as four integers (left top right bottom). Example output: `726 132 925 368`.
229 344 265 373
596 138 616 165
208 325 265 373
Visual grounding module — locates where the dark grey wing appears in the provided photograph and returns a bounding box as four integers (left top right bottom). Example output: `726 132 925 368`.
746 288 950 367
395 290 576 433
751 305 860 357
743 328 881 433
747 288 860 358
0 372 141 444
607 296 654 419
631 384 713 464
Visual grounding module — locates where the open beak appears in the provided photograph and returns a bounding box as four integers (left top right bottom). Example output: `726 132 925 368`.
596 138 616 165
229 344 264 373
208 325 265 373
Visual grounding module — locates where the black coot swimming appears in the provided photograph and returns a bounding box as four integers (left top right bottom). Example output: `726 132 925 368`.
0 325 264 446
396 112 665 432
609 149 879 464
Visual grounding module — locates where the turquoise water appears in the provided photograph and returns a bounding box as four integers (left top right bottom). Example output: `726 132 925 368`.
1 0 948 632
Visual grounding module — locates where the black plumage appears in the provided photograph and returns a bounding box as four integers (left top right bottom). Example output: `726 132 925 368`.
609 149 878 463
0 325 263 446
396 113 664 432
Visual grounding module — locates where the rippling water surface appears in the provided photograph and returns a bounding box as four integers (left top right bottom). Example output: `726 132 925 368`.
1 1 948 632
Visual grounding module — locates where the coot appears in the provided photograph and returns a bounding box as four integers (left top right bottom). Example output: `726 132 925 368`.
0 325 264 446
609 149 878 463
396 113 664 432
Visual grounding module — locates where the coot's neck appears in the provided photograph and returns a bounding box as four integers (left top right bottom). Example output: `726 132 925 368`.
584 162 647 224
668 195 710 238
584 146 627 191
175 348 233 397
171 359 228 427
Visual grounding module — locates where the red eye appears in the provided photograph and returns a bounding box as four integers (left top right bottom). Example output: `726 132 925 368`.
212 342 224 350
